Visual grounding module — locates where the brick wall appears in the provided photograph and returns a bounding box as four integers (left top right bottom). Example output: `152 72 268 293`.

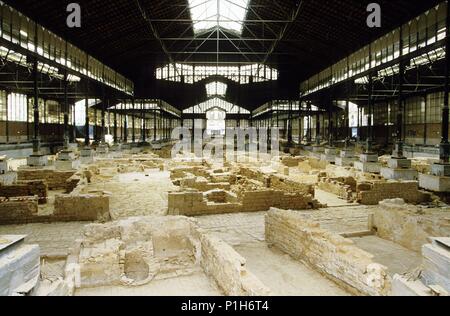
265 209 391 296
200 233 271 296
357 181 431 205
269 175 314 195
317 177 356 201
0 197 39 222
168 189 323 216
54 193 111 222
18 169 76 190
0 180 48 203
372 200 450 252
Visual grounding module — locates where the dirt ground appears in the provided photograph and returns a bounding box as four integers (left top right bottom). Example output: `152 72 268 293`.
84 170 178 219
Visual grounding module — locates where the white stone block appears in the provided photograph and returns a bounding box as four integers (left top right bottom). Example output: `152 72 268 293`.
68 143 78 151
0 157 8 175
354 161 381 173
324 147 337 155
388 158 412 169
359 154 378 163
422 241 450 293
340 150 355 158
0 236 40 296
419 174 450 192
391 275 433 296
381 167 418 181
58 150 76 161
320 154 336 163
431 164 450 177
80 149 94 158
55 160 81 171
335 157 357 167
27 155 48 167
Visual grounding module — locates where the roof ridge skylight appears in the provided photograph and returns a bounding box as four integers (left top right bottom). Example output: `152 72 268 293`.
188 0 250 35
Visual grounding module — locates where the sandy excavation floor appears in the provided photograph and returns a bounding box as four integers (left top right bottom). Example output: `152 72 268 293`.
0 222 86 258
351 235 422 276
195 212 352 296
85 170 178 219
235 242 351 296
75 272 223 296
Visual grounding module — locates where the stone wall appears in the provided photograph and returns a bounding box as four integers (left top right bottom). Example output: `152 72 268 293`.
168 191 241 216
0 180 48 204
268 175 314 196
178 176 231 192
265 209 391 296
357 181 431 205
54 192 111 222
298 158 328 173
0 197 39 222
70 216 199 288
372 200 450 252
68 215 271 296
241 190 323 212
281 156 304 168
199 233 271 296
18 169 76 191
0 239 40 296
0 192 111 225
317 177 356 201
168 189 323 216
237 166 315 196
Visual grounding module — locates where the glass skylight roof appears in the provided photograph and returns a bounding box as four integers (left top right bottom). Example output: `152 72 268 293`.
206 81 228 97
183 97 250 114
188 0 250 34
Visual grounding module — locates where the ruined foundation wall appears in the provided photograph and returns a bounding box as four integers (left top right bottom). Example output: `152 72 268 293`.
372 200 450 252
0 197 39 222
281 156 304 167
54 193 111 222
265 209 391 296
268 175 314 196
357 181 430 205
18 169 76 190
199 233 271 296
0 180 48 203
317 177 355 201
168 191 241 216
179 177 231 192
241 190 322 212
69 216 271 295
168 189 323 216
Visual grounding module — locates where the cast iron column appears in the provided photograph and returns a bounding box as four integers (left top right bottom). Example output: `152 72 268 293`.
123 114 128 143
113 109 118 144
440 1 450 163
63 70 69 149
395 27 406 158
84 81 90 146
32 58 40 154
366 73 374 153
153 109 157 141
315 109 320 145
345 97 350 148
132 98 136 143
328 101 333 146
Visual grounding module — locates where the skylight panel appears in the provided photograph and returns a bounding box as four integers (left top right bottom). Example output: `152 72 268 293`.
206 81 228 97
188 0 250 34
